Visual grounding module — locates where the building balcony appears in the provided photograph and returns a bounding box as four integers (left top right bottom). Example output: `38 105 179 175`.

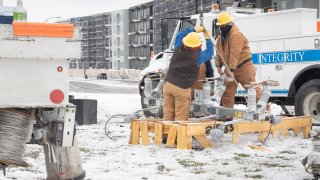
138 30 146 34
132 19 141 23
128 32 138 35
128 56 137 60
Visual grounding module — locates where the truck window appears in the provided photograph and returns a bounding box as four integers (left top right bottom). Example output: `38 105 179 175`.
212 19 218 38
181 19 197 30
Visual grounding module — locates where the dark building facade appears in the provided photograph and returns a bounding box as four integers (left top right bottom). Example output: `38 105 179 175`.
128 2 154 70
153 0 213 54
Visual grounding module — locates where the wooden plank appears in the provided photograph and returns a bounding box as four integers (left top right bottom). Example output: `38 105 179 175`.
140 121 149 145
280 129 289 137
166 125 178 148
130 120 140 145
293 128 300 136
258 131 269 142
273 116 312 129
236 121 271 133
154 123 163 145
186 121 223 136
235 116 311 136
303 126 311 138
147 122 156 133
194 135 213 148
272 130 279 139
187 135 192 150
232 123 240 144
162 123 172 134
177 125 188 150
248 145 271 152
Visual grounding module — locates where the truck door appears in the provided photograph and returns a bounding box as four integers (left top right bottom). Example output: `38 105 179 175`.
258 39 285 97
249 41 261 82
283 36 320 91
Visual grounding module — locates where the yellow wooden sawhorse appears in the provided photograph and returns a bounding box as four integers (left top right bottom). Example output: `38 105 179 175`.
129 116 312 150
232 116 312 144
129 119 223 149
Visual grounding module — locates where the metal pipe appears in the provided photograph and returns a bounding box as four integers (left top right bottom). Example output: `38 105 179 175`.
190 114 223 122
136 106 160 113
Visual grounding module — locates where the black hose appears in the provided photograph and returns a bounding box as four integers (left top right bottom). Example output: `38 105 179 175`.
104 114 127 141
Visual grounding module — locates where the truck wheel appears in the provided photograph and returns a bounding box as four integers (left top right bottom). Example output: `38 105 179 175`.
140 91 163 118
295 79 320 124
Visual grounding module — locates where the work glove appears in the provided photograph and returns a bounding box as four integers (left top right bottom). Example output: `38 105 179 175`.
203 27 211 39
194 25 204 33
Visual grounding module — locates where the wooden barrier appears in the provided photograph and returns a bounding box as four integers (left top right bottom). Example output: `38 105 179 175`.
129 116 312 150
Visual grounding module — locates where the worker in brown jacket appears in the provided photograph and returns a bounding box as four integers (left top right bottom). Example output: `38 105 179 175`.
163 25 213 121
215 12 262 108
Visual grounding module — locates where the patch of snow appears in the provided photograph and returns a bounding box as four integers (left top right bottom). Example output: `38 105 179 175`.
0 79 314 180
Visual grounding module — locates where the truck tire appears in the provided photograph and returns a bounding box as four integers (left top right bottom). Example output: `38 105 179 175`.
140 91 163 118
295 79 320 124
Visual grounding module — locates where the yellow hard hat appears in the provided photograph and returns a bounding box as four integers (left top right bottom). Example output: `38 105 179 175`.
182 32 201 48
216 12 233 26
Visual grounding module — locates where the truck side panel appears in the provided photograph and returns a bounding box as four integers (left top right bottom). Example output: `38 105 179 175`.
0 59 69 108
284 36 320 90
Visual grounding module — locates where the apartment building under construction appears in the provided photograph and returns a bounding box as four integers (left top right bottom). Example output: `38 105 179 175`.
128 2 154 70
67 9 129 70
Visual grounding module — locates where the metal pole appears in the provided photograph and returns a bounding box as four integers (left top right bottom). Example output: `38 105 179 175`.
195 0 198 14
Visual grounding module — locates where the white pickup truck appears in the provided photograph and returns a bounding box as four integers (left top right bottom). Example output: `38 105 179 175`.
139 8 320 124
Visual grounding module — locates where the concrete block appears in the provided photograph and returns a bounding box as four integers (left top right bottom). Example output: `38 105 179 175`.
69 99 97 125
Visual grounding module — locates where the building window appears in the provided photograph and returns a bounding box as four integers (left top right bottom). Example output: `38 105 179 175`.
117 25 120 35
117 37 120 46
117 48 121 58
117 14 121 23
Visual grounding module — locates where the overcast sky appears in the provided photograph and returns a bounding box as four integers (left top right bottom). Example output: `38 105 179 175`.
3 0 152 22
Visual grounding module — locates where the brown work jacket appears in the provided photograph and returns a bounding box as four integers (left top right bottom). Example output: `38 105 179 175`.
215 24 252 71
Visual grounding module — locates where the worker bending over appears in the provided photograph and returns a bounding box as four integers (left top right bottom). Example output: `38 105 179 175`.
215 12 262 108
163 25 213 121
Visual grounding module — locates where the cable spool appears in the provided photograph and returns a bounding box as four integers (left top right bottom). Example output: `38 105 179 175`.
0 109 32 167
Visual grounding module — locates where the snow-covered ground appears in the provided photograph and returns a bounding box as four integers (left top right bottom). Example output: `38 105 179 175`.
1 79 314 180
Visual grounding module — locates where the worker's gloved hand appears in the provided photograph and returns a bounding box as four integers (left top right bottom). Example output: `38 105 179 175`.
194 25 204 33
203 28 211 39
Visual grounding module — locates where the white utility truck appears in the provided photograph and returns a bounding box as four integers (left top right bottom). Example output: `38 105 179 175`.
139 8 320 124
0 20 85 180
